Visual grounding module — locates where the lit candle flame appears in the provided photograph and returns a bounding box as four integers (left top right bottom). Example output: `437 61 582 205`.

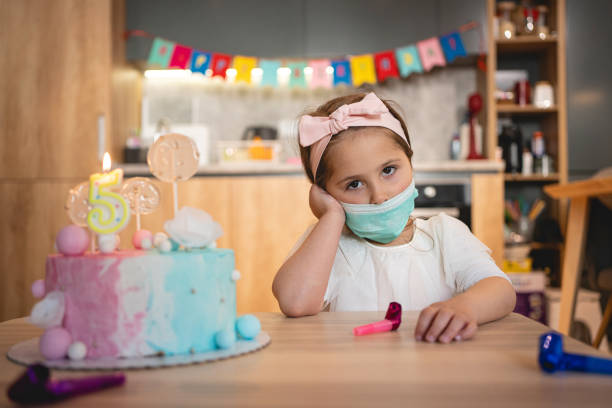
102 152 111 172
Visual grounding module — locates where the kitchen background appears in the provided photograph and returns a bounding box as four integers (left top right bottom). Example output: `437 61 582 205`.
121 0 611 176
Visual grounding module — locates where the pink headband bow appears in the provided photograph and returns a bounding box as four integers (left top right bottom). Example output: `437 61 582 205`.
298 92 408 177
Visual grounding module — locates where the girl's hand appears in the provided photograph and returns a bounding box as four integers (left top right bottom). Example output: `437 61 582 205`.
414 299 478 344
309 184 344 220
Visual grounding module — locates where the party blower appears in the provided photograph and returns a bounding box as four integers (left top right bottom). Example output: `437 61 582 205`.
354 302 402 336
7 364 125 404
539 332 612 375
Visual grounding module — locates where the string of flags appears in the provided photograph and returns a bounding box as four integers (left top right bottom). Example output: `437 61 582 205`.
130 21 481 88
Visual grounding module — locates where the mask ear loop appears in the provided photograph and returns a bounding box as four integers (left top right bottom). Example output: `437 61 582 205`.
408 217 436 252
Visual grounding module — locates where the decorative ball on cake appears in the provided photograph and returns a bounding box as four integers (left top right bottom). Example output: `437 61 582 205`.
231 270 241 281
67 341 88 360
132 229 153 249
39 327 72 360
56 225 90 256
31 279 46 298
236 315 261 340
214 329 237 349
158 238 172 253
98 234 118 254
153 232 168 248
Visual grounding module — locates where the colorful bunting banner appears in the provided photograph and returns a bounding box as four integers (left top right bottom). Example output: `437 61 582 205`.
233 55 258 83
439 32 467 63
308 59 332 89
331 60 352 86
139 20 481 88
147 38 174 68
210 53 232 78
350 54 377 87
417 37 446 72
374 50 400 82
168 44 192 69
260 59 281 87
395 45 423 77
288 61 308 88
190 50 211 74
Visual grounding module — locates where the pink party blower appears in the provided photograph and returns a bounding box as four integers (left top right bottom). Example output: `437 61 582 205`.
353 302 402 336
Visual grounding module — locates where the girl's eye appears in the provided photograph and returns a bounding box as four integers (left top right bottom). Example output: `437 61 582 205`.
382 166 396 176
347 180 362 190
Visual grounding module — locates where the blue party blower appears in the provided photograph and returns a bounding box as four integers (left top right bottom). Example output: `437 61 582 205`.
539 331 612 374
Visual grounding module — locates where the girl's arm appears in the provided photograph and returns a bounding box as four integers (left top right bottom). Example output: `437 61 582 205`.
414 276 516 343
272 185 345 317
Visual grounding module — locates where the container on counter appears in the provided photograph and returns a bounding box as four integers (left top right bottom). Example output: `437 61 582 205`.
216 138 281 164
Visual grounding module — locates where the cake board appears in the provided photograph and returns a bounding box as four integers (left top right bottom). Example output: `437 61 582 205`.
7 331 270 371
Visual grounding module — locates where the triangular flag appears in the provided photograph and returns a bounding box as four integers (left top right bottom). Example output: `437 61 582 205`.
308 59 332 89
210 53 232 78
190 50 211 74
417 38 446 71
148 38 174 68
374 50 400 82
233 56 257 83
331 60 352 86
395 45 423 77
168 45 192 69
440 32 467 63
288 61 307 88
350 54 377 87
260 60 280 87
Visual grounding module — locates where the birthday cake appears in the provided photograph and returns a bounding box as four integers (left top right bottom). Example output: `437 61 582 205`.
27 134 261 361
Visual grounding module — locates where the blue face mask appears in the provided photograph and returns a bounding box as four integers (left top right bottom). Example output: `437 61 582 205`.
340 180 419 244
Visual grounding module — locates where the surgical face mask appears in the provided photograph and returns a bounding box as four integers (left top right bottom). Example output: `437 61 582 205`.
340 180 419 244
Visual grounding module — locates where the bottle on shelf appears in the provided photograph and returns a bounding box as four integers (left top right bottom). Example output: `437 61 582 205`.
522 148 533 176
499 124 523 173
536 5 549 39
497 2 516 39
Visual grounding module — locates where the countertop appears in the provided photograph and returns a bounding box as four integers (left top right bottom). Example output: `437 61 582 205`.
119 160 504 177
1 312 610 407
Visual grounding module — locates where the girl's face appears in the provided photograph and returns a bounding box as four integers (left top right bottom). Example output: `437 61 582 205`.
324 128 413 205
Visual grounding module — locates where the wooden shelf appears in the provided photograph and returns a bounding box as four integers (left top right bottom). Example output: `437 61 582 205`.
497 104 558 114
496 36 558 53
504 173 560 182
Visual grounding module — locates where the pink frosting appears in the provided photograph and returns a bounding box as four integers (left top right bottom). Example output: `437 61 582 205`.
45 251 146 358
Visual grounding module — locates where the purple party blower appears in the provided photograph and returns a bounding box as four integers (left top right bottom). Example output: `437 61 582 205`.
7 364 125 404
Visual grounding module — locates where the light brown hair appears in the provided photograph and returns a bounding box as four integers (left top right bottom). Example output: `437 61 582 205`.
298 93 413 188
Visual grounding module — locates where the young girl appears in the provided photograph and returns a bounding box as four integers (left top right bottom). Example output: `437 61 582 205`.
272 92 516 344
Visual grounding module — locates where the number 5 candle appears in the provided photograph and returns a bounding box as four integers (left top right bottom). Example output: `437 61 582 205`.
87 153 130 249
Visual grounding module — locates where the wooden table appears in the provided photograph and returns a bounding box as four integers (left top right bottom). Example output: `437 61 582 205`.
1 312 611 407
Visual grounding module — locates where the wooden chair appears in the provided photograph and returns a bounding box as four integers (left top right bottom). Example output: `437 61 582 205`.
544 176 612 342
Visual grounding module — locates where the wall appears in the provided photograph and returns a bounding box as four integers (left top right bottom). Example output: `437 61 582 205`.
566 0 612 179
125 0 486 59
126 0 486 163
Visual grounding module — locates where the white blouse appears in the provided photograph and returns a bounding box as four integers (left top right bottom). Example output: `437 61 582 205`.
291 213 511 312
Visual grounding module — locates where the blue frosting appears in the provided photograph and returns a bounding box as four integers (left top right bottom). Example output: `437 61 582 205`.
142 248 235 355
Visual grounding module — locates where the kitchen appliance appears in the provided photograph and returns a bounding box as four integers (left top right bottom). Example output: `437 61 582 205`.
414 180 471 228
242 126 277 140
